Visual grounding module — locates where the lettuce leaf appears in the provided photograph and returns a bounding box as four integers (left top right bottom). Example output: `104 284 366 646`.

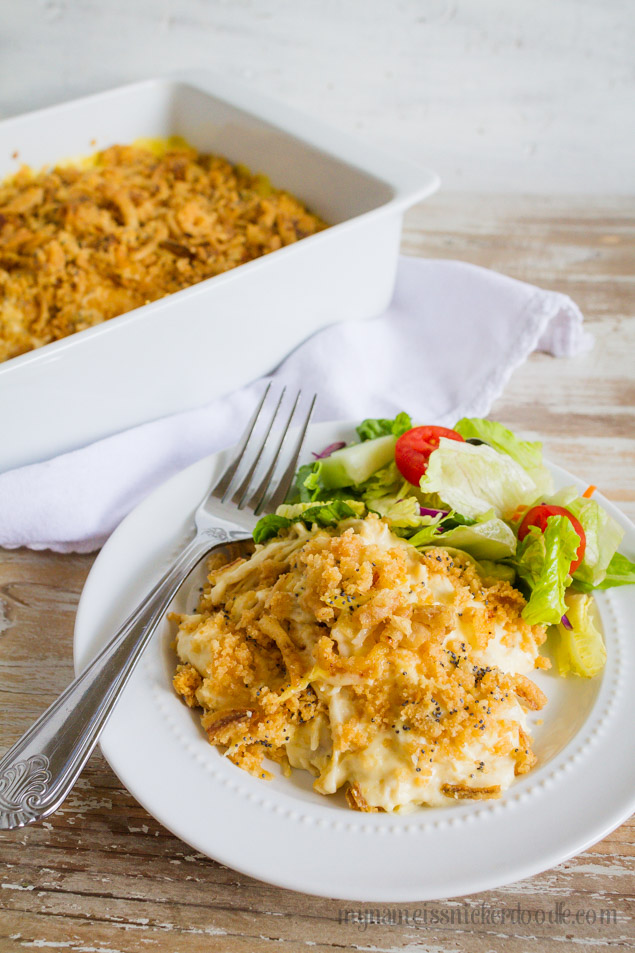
544 487 625 589
477 560 516 584
569 501 624 589
253 500 361 543
577 551 635 591
356 412 412 441
553 592 606 677
419 438 540 520
407 509 516 560
276 500 366 520
455 417 542 468
357 461 403 502
286 462 321 503
286 461 366 504
407 515 447 547
253 514 293 544
299 501 362 526
454 417 553 499
514 515 580 625
435 517 517 561
368 495 426 529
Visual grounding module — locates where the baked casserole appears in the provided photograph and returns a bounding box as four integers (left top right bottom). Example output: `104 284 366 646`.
0 140 327 362
172 514 548 813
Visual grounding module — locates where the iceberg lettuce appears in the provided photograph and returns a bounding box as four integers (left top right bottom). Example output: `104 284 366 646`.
454 417 553 499
553 592 606 677
435 517 517 561
368 495 427 529
593 551 635 589
419 438 542 520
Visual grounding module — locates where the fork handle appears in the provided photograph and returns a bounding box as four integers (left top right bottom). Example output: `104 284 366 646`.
0 526 251 830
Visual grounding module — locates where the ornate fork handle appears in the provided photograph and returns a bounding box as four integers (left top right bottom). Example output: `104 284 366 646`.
0 524 251 830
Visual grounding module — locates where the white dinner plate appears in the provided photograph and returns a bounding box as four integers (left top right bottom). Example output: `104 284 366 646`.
74 421 635 901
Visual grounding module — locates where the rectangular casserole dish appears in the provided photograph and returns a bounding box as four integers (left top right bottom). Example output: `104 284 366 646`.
0 71 439 472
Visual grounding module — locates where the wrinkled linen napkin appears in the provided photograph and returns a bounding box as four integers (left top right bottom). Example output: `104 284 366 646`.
0 257 592 554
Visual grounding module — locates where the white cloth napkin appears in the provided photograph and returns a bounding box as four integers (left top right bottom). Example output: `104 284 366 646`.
0 257 592 554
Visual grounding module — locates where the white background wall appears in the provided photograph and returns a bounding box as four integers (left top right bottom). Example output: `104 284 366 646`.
1 0 633 192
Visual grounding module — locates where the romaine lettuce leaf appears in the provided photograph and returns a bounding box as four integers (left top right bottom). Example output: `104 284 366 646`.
419 438 541 520
302 463 325 499
356 412 412 442
253 514 293 544
299 501 362 526
276 500 366 520
455 417 542 468
454 417 553 498
253 500 361 543
286 461 322 503
514 515 580 625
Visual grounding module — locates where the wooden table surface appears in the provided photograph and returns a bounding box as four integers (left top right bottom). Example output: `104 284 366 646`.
1 193 633 952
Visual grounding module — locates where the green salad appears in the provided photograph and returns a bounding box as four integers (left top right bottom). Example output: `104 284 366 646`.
253 413 635 678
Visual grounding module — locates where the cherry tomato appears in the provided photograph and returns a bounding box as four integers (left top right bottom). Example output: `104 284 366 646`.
518 504 586 573
395 426 465 486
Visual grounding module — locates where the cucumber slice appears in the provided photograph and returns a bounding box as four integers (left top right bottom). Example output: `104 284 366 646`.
318 435 397 489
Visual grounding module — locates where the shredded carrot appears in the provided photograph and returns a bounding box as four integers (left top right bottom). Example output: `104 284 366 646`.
582 485 597 498
511 505 529 522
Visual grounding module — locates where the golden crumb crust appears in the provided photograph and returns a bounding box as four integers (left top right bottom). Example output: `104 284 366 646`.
0 142 327 362
172 516 548 812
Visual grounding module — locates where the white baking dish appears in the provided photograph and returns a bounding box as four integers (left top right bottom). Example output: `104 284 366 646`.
0 71 438 472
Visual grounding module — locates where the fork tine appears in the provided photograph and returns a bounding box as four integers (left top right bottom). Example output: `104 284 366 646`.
211 382 272 500
242 390 302 513
227 386 286 505
250 391 317 515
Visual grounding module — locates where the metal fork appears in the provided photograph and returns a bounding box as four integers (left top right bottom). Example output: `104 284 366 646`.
0 385 316 830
